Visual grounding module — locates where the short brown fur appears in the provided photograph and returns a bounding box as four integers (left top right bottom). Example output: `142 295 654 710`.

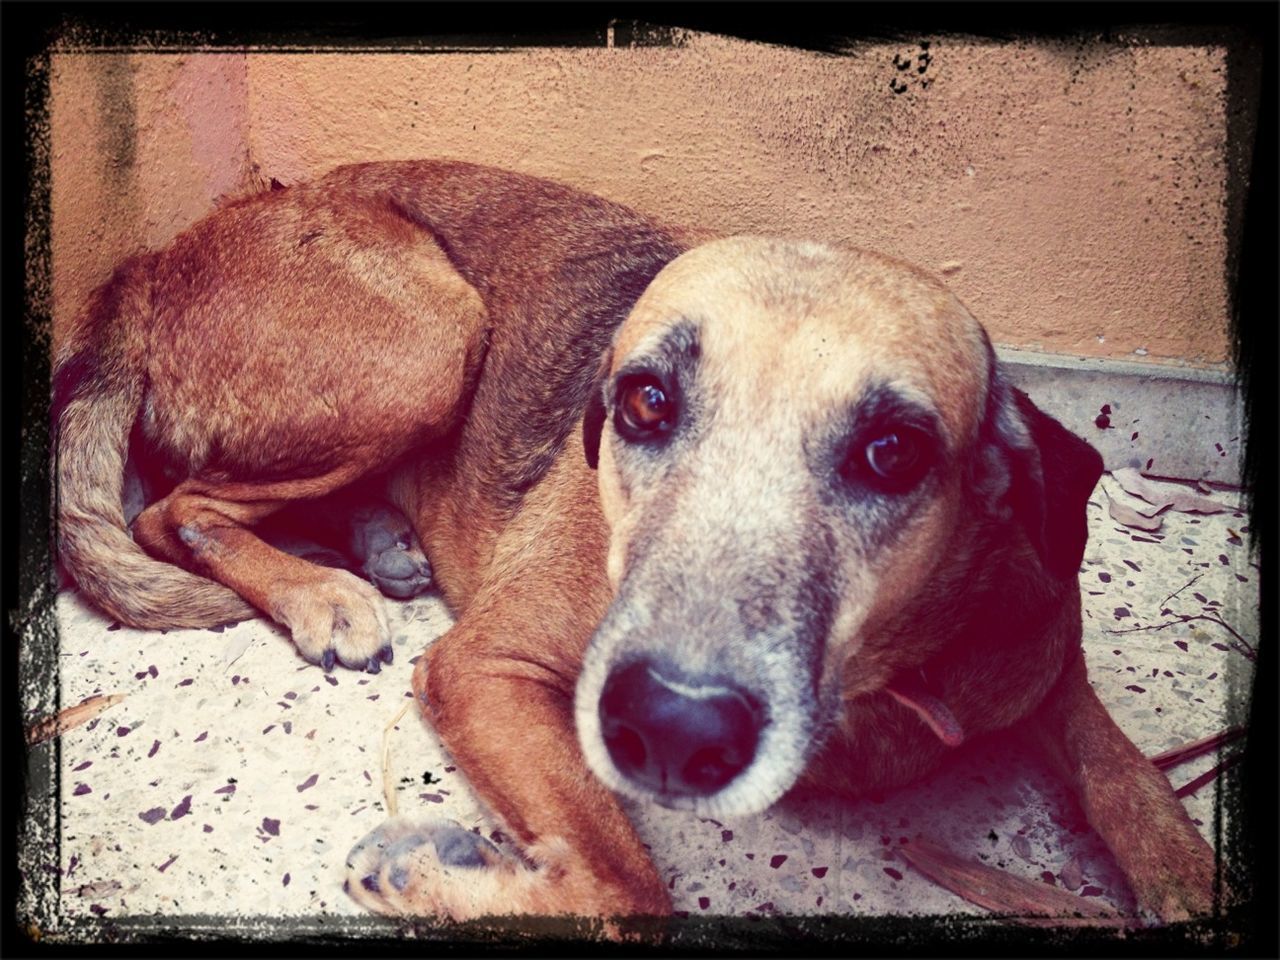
53 160 1218 929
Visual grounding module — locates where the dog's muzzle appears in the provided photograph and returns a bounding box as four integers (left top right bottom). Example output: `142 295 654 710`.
598 660 764 800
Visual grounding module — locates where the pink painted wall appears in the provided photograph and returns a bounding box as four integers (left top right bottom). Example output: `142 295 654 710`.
50 36 1232 365
50 54 252 342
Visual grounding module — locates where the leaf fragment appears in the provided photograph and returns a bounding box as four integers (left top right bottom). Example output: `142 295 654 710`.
1107 496 1163 531
26 694 127 745
1148 726 1246 771
1111 468 1233 515
899 839 1131 927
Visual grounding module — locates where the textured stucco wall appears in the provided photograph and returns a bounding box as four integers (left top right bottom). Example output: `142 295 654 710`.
49 53 251 350
50 35 1232 365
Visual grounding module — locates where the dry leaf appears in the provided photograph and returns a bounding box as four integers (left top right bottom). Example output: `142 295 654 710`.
1112 467 1175 510
26 693 126 745
381 701 414 817
899 839 1130 928
1107 495 1163 531
1148 726 1246 772
1059 857 1084 892
1168 493 1232 515
1010 834 1034 862
1175 757 1240 799
221 631 255 670
74 880 123 898
1112 468 1232 515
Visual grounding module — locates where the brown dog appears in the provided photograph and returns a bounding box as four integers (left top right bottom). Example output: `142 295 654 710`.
52 160 1218 929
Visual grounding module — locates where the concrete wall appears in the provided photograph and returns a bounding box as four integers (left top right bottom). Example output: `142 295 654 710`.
50 53 251 342
50 34 1233 365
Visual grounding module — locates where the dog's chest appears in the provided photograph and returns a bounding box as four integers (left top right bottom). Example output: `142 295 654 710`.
802 695 953 798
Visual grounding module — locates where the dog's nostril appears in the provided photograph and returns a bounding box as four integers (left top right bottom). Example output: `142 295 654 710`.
683 745 747 794
598 659 762 799
602 720 647 774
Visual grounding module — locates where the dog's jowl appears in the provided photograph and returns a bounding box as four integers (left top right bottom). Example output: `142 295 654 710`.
53 160 1218 927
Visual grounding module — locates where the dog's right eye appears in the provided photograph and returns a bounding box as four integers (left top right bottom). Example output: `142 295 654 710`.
615 375 676 441
840 424 935 493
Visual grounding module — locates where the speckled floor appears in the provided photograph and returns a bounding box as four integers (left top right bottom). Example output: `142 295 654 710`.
36 473 1256 941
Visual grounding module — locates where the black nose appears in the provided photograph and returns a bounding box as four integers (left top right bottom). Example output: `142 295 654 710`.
599 660 762 798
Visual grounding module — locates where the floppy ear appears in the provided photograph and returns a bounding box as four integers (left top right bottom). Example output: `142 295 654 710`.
985 378 1105 579
582 351 612 471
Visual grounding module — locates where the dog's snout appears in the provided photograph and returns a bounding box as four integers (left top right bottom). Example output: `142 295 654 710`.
598 660 761 798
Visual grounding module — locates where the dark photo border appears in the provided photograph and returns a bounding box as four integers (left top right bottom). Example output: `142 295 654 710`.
4 3 1275 957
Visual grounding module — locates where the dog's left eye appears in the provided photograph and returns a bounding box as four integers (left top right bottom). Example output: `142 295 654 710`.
615 375 676 440
847 427 933 491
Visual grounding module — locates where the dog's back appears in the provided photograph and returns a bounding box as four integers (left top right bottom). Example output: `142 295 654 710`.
52 160 689 628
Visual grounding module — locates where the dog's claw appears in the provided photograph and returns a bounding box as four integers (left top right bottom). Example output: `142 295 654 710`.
365 657 382 675
433 826 498 868
388 864 411 892
383 834 427 879
377 644 394 665
277 568 390 674
346 824 392 865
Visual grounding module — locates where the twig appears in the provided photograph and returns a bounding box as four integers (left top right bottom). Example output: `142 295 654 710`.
73 879 123 898
1175 755 1241 799
1148 726 1247 772
1106 614 1256 660
26 694 127 746
1202 614 1258 658
381 700 414 817
1158 573 1204 609
898 839 1133 929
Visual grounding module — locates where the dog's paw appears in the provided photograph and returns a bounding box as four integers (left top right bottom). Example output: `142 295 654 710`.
1143 861 1220 924
345 818 669 938
350 507 433 599
364 540 432 599
344 817 534 921
270 569 394 673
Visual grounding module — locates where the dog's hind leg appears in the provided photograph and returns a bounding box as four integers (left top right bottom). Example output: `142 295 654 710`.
133 466 395 672
1029 647 1220 922
345 460 670 928
260 485 434 600
344 499 433 599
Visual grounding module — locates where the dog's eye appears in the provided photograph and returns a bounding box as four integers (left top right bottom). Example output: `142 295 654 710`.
615 376 675 440
848 427 932 491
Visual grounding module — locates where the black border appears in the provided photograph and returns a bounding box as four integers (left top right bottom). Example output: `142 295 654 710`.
4 2 1275 957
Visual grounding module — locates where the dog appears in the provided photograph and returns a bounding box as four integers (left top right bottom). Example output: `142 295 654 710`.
52 159 1218 930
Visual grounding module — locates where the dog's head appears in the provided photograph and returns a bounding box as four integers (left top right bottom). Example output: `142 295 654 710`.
574 237 1102 818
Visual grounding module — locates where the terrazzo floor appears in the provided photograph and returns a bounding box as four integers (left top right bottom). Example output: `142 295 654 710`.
27 472 1258 943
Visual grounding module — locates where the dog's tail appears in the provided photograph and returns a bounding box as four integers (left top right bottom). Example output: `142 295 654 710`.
52 256 255 629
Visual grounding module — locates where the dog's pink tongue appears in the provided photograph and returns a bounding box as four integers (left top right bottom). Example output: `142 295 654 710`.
886 675 965 748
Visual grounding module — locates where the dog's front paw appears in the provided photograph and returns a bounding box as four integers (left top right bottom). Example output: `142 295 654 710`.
344 817 537 922
270 569 393 673
1142 856 1220 924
